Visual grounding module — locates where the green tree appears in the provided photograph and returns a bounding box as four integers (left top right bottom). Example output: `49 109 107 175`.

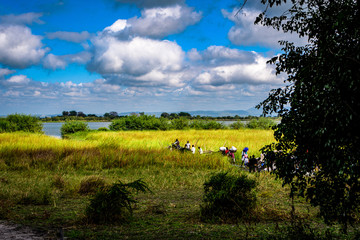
77 111 86 117
60 121 89 137
254 0 360 229
169 113 178 119
178 112 191 118
160 112 170 118
0 114 42 133
69 110 77 116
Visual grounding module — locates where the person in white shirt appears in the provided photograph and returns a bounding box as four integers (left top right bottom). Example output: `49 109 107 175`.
191 145 196 154
198 146 203 154
185 141 191 149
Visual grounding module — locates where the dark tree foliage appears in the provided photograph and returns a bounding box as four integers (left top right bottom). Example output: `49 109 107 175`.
77 111 86 117
178 112 191 118
69 110 77 116
254 0 360 228
160 112 170 118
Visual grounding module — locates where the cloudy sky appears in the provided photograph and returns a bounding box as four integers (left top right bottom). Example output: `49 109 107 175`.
0 0 304 115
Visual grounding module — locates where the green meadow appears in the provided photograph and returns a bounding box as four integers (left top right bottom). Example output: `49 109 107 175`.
0 130 356 239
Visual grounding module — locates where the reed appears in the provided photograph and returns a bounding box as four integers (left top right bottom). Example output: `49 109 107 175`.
0 130 274 171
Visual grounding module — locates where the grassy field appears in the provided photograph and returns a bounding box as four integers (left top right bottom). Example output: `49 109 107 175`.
0 130 357 239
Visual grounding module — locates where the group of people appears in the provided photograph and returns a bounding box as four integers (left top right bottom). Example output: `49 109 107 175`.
219 146 237 163
172 139 203 154
172 139 264 171
219 146 253 167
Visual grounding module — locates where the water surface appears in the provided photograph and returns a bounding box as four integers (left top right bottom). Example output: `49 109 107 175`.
42 122 111 137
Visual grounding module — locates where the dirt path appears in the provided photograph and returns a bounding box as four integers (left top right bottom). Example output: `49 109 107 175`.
0 221 52 240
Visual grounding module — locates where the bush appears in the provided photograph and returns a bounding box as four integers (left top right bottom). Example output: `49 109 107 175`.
85 179 151 224
109 115 169 131
0 114 42 133
97 127 109 131
60 121 89 137
246 117 277 129
170 117 189 130
200 172 257 222
190 120 225 130
230 121 245 129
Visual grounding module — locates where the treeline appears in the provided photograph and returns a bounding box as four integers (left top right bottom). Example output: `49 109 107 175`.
0 114 277 136
60 115 276 137
42 110 278 122
109 115 276 131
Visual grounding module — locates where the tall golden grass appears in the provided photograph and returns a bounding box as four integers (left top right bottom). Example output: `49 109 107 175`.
0 129 274 171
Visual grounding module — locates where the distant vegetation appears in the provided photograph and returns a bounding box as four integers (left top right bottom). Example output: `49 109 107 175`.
40 110 279 122
109 115 276 131
0 114 42 133
1 113 277 134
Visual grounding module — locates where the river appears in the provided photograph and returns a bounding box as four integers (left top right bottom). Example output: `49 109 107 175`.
42 122 111 138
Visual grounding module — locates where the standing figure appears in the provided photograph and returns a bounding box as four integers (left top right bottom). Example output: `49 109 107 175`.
242 147 249 166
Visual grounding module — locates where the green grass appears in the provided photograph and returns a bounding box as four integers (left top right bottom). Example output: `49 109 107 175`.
0 131 359 239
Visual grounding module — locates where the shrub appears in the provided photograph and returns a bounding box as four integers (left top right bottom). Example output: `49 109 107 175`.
78 175 107 195
110 115 169 131
200 172 257 222
0 114 42 133
190 120 225 130
60 121 89 137
97 127 109 131
230 121 245 129
246 117 277 129
109 118 126 131
170 117 189 130
202 120 224 130
85 179 151 224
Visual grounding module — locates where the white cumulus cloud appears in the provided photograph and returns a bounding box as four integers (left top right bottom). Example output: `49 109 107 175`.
43 51 92 70
102 5 201 39
128 5 202 38
222 9 307 48
7 75 30 84
0 25 48 69
88 36 185 87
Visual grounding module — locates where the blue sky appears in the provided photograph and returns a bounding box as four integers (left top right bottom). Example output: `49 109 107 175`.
0 0 305 115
